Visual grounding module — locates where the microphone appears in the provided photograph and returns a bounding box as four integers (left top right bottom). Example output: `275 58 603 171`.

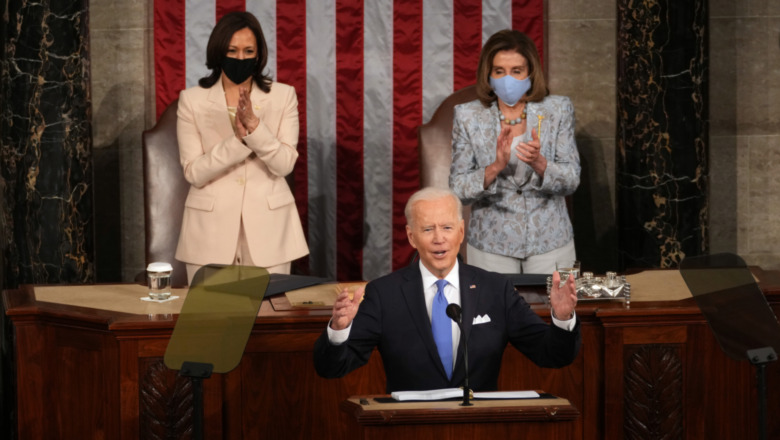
445 303 472 406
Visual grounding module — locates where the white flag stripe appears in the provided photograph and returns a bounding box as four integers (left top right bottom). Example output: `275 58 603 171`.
306 0 338 280
422 0 454 123
362 0 395 280
185 0 215 88
247 0 277 80
482 0 512 44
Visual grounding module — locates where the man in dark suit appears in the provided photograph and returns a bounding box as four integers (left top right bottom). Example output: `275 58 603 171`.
313 187 580 393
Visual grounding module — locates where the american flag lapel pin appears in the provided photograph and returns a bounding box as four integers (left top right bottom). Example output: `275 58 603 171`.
470 284 476 289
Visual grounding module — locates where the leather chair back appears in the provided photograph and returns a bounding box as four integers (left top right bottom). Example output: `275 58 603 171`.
418 85 478 261
142 99 189 287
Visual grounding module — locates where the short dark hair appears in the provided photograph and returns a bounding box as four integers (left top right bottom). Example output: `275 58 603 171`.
475 29 548 107
198 11 272 93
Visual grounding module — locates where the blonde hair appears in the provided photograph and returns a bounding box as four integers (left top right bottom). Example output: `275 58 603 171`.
475 29 549 107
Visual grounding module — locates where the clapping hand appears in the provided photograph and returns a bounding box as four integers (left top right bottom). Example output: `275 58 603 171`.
484 127 513 188
516 128 547 175
235 87 259 138
329 286 365 330
494 127 513 169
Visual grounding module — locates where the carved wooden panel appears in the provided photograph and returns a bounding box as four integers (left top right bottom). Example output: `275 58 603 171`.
624 345 683 440
139 358 193 440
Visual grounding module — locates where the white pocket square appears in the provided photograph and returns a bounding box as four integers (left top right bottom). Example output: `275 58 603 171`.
472 314 491 325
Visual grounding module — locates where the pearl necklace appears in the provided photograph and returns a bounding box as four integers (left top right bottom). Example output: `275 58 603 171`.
498 105 527 125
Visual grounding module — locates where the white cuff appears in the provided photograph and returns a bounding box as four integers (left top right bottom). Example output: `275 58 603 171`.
326 318 352 345
551 311 576 332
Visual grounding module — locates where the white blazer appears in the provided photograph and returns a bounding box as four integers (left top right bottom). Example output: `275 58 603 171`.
175 80 309 267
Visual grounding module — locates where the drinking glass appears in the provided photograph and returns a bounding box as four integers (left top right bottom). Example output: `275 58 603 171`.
555 259 580 288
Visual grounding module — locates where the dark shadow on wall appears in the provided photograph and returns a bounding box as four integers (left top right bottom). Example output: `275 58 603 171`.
93 144 122 282
572 131 619 274
92 83 146 283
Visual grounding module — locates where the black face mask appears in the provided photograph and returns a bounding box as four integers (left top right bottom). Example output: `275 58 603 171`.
222 57 256 84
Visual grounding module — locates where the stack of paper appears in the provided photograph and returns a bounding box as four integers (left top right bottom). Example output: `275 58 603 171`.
391 388 539 401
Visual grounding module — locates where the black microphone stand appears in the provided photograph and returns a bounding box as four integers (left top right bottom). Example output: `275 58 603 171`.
446 304 472 406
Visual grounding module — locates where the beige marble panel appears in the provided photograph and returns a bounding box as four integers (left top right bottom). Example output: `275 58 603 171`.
548 0 615 20
90 0 152 281
735 136 751 256
711 5 780 269
745 0 780 16
708 135 738 254
735 17 780 135
712 0 780 19
709 0 737 17
90 0 148 29
747 136 780 253
708 18 737 135
547 19 616 140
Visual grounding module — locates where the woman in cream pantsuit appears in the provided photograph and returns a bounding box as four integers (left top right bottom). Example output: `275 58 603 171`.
175 11 308 284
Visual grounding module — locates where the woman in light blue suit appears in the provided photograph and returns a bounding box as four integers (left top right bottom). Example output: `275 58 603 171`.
450 30 580 274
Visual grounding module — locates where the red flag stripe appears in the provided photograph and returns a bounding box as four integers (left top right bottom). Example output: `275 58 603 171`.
154 0 187 119
276 0 309 272
512 0 545 66
391 0 424 270
453 0 481 91
216 0 245 20
335 0 365 280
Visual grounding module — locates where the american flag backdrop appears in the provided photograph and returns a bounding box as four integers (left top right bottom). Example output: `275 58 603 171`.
153 0 544 281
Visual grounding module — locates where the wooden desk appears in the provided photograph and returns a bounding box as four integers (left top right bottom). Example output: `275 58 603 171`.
3 268 780 439
340 394 579 439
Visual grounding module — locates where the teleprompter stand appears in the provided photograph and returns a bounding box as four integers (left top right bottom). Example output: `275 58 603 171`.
680 253 780 440
164 265 270 440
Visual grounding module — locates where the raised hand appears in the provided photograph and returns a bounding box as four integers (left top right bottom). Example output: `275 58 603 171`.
329 286 365 330
484 127 513 188
236 87 259 135
515 127 547 175
550 271 577 320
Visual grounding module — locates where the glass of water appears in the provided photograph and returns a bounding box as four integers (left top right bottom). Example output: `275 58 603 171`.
555 259 580 288
147 262 173 300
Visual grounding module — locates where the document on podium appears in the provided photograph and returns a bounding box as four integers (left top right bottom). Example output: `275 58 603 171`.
391 388 539 401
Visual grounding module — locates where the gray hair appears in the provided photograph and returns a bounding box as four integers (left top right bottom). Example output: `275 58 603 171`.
404 187 463 226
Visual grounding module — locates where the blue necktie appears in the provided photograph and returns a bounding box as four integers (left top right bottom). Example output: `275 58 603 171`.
431 279 453 379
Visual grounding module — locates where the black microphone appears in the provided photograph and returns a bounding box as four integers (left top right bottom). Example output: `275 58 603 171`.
445 303 472 406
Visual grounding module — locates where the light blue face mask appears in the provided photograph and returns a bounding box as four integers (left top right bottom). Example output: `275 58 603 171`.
489 75 531 107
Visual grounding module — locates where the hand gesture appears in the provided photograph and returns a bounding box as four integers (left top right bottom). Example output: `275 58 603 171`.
329 286 365 330
516 128 547 175
235 87 259 137
494 127 512 169
484 127 513 188
550 271 577 320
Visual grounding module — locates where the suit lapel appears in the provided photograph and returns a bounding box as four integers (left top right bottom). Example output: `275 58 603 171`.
400 265 450 380
205 80 235 139
458 265 478 353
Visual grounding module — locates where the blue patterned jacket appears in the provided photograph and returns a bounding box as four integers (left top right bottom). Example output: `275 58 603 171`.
449 95 580 259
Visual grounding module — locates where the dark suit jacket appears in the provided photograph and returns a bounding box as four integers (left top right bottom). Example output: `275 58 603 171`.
313 263 581 393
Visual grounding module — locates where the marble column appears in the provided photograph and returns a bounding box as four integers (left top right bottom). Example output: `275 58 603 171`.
0 0 94 287
616 0 709 269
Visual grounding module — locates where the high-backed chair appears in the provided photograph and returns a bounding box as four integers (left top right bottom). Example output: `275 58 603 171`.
418 85 478 260
142 99 189 287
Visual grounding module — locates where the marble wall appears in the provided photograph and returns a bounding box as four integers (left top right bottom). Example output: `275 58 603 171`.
86 0 780 281
1 0 94 286
615 0 708 270
710 0 780 270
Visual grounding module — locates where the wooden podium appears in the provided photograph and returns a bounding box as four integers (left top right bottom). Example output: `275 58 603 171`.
340 394 579 439
2 268 780 439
